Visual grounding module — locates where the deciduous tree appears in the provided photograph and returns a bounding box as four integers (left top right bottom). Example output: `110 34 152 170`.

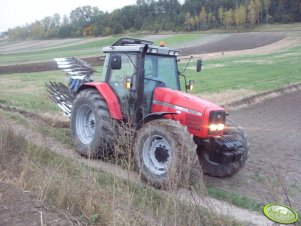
234 5 246 29
218 6 225 27
224 9 234 29
262 0 271 24
199 6 207 29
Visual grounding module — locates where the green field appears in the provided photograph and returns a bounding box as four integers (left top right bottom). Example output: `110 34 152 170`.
0 71 64 112
184 43 301 93
153 33 201 46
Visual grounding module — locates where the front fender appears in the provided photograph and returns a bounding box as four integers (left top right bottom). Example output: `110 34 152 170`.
137 112 177 129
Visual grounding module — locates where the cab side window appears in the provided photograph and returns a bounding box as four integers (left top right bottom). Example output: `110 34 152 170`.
110 54 137 83
108 53 137 102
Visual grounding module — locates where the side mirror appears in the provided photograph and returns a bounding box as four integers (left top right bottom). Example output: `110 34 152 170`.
186 80 195 91
111 55 122 70
196 59 202 72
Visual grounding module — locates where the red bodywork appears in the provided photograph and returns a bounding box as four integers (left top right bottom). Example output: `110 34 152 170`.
82 83 224 139
82 82 123 120
151 87 224 138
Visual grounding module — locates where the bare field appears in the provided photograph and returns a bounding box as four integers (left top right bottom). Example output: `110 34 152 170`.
207 89 301 213
191 35 300 61
181 32 286 55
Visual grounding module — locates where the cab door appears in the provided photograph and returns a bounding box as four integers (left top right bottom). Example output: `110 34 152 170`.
143 54 179 115
107 53 137 117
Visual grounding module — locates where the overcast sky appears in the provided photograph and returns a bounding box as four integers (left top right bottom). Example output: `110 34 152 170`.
0 0 147 32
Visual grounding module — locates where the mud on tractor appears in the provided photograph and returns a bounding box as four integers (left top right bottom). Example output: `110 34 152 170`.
47 37 249 188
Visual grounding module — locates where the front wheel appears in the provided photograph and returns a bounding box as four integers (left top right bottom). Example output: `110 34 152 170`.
134 119 197 189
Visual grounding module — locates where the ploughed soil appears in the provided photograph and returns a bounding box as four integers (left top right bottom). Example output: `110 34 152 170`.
0 32 286 74
180 32 286 55
205 89 301 213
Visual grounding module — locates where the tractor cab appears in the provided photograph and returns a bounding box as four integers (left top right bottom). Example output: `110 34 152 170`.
101 37 184 118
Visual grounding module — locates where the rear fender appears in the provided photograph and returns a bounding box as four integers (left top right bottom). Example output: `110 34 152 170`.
77 82 123 120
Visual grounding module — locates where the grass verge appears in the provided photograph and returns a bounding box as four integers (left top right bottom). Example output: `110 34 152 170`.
206 187 263 212
0 114 245 226
1 110 72 148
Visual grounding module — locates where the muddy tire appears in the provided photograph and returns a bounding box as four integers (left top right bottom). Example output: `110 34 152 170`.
71 89 114 158
134 119 197 189
198 118 249 177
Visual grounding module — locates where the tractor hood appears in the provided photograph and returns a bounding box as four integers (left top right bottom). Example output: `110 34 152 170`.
151 87 224 116
151 87 225 138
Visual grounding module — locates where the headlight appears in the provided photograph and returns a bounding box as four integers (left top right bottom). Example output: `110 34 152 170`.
209 123 225 131
208 111 226 134
218 123 225 130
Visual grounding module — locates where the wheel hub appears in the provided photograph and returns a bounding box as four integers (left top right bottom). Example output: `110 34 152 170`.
89 119 95 129
154 146 169 163
142 135 172 175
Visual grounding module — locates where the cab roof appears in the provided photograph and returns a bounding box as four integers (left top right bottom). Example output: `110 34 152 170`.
102 37 181 56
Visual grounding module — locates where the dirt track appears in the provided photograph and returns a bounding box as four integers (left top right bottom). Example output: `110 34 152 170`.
206 89 301 213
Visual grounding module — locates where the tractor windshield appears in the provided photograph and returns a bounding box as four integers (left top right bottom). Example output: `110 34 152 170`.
144 54 179 90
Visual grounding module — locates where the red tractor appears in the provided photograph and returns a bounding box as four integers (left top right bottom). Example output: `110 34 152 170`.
47 38 249 188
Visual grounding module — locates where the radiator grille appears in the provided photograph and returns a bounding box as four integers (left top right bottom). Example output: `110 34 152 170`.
185 114 202 131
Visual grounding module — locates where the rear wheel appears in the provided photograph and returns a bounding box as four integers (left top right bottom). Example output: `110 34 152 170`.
71 89 114 158
198 118 249 177
134 119 197 189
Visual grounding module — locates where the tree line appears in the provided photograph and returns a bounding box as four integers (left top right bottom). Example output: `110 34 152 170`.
7 0 301 39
